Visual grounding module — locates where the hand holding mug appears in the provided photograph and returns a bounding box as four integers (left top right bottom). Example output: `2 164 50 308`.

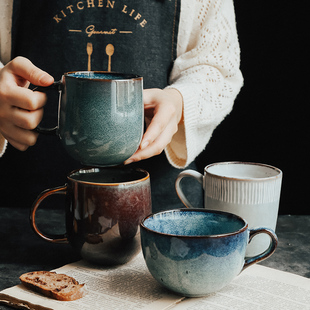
124 88 183 165
0 57 184 166
0 57 54 150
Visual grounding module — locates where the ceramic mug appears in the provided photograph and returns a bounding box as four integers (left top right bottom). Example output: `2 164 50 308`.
140 209 277 297
175 162 283 257
36 71 143 167
30 167 152 265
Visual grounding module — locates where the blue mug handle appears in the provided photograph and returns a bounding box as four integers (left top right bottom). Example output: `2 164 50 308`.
32 80 63 135
242 227 278 270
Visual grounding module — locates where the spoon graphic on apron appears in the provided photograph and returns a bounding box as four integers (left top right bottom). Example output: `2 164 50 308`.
87 42 93 71
106 44 114 72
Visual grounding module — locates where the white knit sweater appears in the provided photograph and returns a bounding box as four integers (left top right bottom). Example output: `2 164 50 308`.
0 0 243 168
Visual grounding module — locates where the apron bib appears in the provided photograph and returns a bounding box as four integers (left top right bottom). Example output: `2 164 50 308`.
1 0 202 211
11 0 180 88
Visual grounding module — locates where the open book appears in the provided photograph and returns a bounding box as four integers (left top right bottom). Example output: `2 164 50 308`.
0 252 310 310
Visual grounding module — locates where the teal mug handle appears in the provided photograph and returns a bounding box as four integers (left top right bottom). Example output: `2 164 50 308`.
242 227 278 270
32 80 63 135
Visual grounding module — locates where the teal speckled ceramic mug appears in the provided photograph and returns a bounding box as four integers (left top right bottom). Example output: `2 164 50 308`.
140 209 278 297
36 71 143 167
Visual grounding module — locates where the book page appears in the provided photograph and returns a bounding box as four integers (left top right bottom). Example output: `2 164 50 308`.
0 252 184 310
1 253 310 310
172 264 310 310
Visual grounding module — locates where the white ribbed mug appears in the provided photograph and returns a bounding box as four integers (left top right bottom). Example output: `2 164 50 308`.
175 162 283 257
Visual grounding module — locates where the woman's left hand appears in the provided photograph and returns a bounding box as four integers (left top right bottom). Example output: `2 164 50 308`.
124 88 183 165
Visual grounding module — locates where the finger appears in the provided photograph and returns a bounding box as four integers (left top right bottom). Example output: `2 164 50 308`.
140 103 178 149
7 139 31 152
2 124 39 149
6 56 54 87
143 89 162 109
124 122 175 164
10 107 44 130
6 87 47 111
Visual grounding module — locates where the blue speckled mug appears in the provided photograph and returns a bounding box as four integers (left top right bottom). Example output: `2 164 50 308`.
140 209 278 297
36 71 143 166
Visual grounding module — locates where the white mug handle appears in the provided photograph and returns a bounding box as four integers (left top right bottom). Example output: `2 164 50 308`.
175 169 204 208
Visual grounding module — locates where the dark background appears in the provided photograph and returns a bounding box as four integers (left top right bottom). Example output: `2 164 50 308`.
1 2 308 215
197 2 308 214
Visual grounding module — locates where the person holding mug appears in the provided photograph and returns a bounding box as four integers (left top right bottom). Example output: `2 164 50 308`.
0 0 243 212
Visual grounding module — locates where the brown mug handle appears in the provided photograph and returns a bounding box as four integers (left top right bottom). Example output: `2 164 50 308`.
242 227 278 270
30 185 69 244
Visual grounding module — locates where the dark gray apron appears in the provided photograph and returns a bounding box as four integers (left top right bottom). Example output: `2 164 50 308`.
0 0 202 212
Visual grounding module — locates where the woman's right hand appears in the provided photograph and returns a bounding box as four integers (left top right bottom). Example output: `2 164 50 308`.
0 56 54 151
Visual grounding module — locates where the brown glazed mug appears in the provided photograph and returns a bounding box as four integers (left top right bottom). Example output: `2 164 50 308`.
30 167 152 265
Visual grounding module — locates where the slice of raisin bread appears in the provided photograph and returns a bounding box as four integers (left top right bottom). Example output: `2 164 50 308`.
19 271 87 301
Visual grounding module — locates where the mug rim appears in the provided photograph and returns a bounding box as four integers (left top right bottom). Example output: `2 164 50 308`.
140 208 248 239
64 71 143 82
67 167 150 186
204 161 282 181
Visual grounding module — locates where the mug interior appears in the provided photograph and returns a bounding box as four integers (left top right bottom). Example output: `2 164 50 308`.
206 162 281 180
69 167 148 185
142 209 246 237
65 71 141 81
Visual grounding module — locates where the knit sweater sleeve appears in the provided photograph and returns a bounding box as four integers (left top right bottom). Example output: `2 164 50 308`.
0 61 8 157
165 0 243 168
0 135 8 157
0 1 13 157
